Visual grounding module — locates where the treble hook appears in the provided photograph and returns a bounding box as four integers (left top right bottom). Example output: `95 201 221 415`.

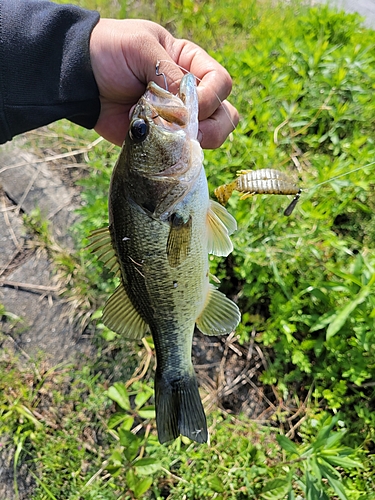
156 60 168 91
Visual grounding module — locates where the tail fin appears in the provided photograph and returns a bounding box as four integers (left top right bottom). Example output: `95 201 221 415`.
155 371 208 444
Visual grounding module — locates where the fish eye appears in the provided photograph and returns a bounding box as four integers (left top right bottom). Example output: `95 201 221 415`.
129 119 149 143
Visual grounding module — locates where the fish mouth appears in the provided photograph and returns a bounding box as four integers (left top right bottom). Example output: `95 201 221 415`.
144 82 189 128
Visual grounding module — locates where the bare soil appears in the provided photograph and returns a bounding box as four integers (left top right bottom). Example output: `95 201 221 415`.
0 131 95 499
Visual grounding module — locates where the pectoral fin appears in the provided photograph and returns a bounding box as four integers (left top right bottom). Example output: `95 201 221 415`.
102 283 149 339
166 214 192 268
196 284 241 336
87 227 120 277
207 200 237 257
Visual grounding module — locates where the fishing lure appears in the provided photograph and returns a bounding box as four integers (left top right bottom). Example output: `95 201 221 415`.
214 168 301 216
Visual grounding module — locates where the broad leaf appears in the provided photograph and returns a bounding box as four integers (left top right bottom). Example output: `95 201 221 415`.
138 405 156 419
119 429 141 462
133 477 153 498
277 434 299 455
133 457 162 476
107 412 127 429
107 383 130 411
120 415 135 432
261 478 291 499
208 475 224 493
135 388 153 408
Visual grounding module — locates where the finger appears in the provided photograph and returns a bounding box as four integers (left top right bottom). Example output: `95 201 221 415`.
194 63 233 121
92 20 185 102
94 100 131 146
136 46 184 93
169 40 233 120
198 100 239 149
196 74 232 122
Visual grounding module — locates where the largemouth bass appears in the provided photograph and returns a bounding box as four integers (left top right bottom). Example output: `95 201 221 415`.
89 73 240 444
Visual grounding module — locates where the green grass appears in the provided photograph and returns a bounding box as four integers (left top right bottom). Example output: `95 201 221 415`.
2 0 375 498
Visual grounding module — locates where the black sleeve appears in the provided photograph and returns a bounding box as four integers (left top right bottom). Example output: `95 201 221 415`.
0 0 101 144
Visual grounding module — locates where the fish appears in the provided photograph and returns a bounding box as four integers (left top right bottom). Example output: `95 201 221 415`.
89 73 241 444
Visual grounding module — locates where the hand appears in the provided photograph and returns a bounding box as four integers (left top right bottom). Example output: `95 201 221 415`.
89 19 239 149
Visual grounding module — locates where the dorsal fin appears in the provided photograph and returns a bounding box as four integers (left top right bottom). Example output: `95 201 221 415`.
87 227 120 276
207 200 237 257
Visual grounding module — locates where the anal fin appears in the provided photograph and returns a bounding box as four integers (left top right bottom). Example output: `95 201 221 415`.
196 284 241 336
102 283 149 339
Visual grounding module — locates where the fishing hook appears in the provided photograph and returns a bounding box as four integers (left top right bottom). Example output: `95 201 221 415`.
156 60 168 91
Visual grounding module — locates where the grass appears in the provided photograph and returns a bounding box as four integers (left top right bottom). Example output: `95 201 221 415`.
2 0 375 498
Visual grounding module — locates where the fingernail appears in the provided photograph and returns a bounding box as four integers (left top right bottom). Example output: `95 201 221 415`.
197 129 203 144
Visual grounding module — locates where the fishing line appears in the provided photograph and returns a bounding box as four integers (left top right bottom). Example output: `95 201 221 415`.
155 59 375 211
311 160 375 189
